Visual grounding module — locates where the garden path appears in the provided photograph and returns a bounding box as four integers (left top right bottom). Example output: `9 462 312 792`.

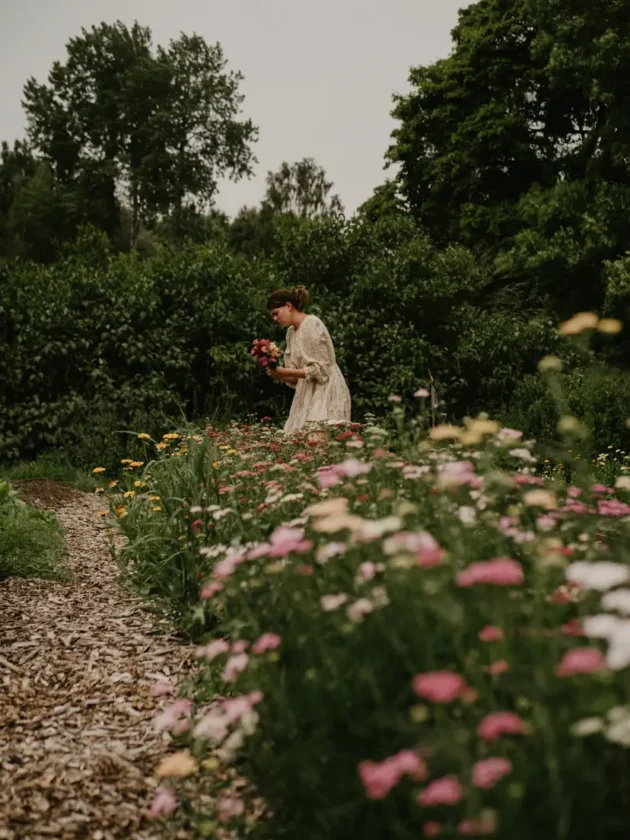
0 482 191 840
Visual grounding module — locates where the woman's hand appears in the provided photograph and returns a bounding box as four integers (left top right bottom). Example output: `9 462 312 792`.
267 366 286 380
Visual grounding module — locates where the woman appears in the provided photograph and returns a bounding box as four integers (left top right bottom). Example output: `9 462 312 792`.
266 287 351 435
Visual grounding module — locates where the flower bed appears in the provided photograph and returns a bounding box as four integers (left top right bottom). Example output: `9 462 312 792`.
103 416 630 840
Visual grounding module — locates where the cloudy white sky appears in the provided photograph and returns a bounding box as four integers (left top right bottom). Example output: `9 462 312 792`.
2 0 467 218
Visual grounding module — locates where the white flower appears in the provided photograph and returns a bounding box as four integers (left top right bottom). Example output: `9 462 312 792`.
347 598 374 623
316 542 346 564
371 586 390 608
320 594 349 612
615 476 630 491
457 506 477 524
583 614 622 639
606 718 630 747
357 516 402 542
566 561 630 591
602 589 630 616
508 448 537 464
193 712 229 742
280 493 304 504
570 717 604 737
606 623 630 670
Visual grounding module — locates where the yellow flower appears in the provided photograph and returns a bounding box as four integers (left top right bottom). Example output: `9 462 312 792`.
156 442 168 451
123 490 135 498
227 449 239 456
108 480 119 488
163 433 180 440
134 480 143 487
130 461 144 468
523 489 557 509
92 466 106 474
149 495 161 502
219 446 229 451
97 510 109 517
155 749 198 778
430 424 461 441
120 459 133 465
152 505 162 512
212 461 220 470
598 318 623 334
559 312 599 335
137 432 151 439
94 487 104 494
116 505 127 518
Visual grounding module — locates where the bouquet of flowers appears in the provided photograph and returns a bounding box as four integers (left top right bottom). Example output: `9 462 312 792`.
251 338 281 371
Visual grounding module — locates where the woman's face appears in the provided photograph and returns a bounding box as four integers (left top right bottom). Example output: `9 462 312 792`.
270 303 293 327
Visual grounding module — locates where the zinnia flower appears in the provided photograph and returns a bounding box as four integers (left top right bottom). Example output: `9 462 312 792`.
419 776 463 807
471 757 512 789
413 671 468 703
457 558 524 588
477 711 525 741
556 647 606 677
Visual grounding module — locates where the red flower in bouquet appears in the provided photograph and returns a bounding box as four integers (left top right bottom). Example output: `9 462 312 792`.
251 338 281 370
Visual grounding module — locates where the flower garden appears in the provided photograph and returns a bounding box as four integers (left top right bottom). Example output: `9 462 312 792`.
97 352 630 839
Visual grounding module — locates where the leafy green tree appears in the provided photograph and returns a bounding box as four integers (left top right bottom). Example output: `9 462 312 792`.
263 158 343 219
23 21 257 248
356 181 407 224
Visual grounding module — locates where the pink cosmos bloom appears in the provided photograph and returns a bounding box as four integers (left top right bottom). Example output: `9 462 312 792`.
471 757 512 789
200 582 224 599
223 653 249 683
153 698 193 732
413 671 468 704
457 558 524 588
216 795 245 823
151 681 173 697
477 711 525 741
148 786 178 819
359 750 427 799
478 625 503 642
197 639 230 661
419 776 464 807
556 647 606 677
485 659 509 676
252 633 282 655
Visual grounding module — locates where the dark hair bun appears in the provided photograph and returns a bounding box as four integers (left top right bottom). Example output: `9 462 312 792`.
293 286 309 310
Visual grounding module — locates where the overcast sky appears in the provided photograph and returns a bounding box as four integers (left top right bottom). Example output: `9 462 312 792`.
2 0 466 218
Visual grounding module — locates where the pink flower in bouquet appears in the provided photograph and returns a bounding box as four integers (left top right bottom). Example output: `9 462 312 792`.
477 711 525 741
471 757 512 789
148 786 178 819
413 671 468 703
419 776 463 807
457 558 524 588
555 647 606 677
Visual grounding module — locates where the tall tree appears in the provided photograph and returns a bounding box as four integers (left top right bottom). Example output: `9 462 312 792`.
22 21 257 247
263 158 344 219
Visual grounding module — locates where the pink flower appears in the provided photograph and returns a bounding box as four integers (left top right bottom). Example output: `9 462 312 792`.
268 525 313 557
197 639 230 661
231 640 250 654
321 593 348 612
478 625 503 642
222 653 249 683
151 681 173 697
419 776 464 807
216 795 245 823
477 711 525 741
347 598 374 623
413 671 468 704
561 618 584 637
148 786 178 819
317 466 342 489
200 582 224 599
153 698 193 732
599 499 630 517
356 561 379 584
359 750 427 799
485 659 509 676
567 486 582 498
414 388 430 398
556 647 606 677
424 823 442 837
471 757 512 789
458 816 497 835
457 558 524 588
252 633 282 655
221 692 264 724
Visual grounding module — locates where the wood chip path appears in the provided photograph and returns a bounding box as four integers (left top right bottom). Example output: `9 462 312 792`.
0 482 192 840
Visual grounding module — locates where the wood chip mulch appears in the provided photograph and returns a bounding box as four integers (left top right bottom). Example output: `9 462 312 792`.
0 487 194 840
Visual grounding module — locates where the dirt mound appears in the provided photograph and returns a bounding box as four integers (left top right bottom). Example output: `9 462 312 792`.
12 479 85 509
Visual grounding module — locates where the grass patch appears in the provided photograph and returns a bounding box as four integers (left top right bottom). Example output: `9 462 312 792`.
0 481 69 581
0 454 97 492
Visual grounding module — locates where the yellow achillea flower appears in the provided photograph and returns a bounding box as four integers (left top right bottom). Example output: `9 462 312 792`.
108 479 119 488
598 318 623 334
163 433 180 440
149 495 160 502
219 445 229 451
97 510 109 517
92 466 106 474
153 505 162 512
121 459 133 465
559 312 599 335
212 461 220 470
116 505 127 517
156 442 168 451
94 487 104 494
227 449 239 456
130 461 144 468
123 490 135 498
137 432 151 439
134 480 143 487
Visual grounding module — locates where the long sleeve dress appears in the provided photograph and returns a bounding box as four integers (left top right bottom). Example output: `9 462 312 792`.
282 314 351 434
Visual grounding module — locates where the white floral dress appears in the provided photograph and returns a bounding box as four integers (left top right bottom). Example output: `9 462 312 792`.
283 315 351 433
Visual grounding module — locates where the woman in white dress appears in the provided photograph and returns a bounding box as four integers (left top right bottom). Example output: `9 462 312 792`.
266 287 351 435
